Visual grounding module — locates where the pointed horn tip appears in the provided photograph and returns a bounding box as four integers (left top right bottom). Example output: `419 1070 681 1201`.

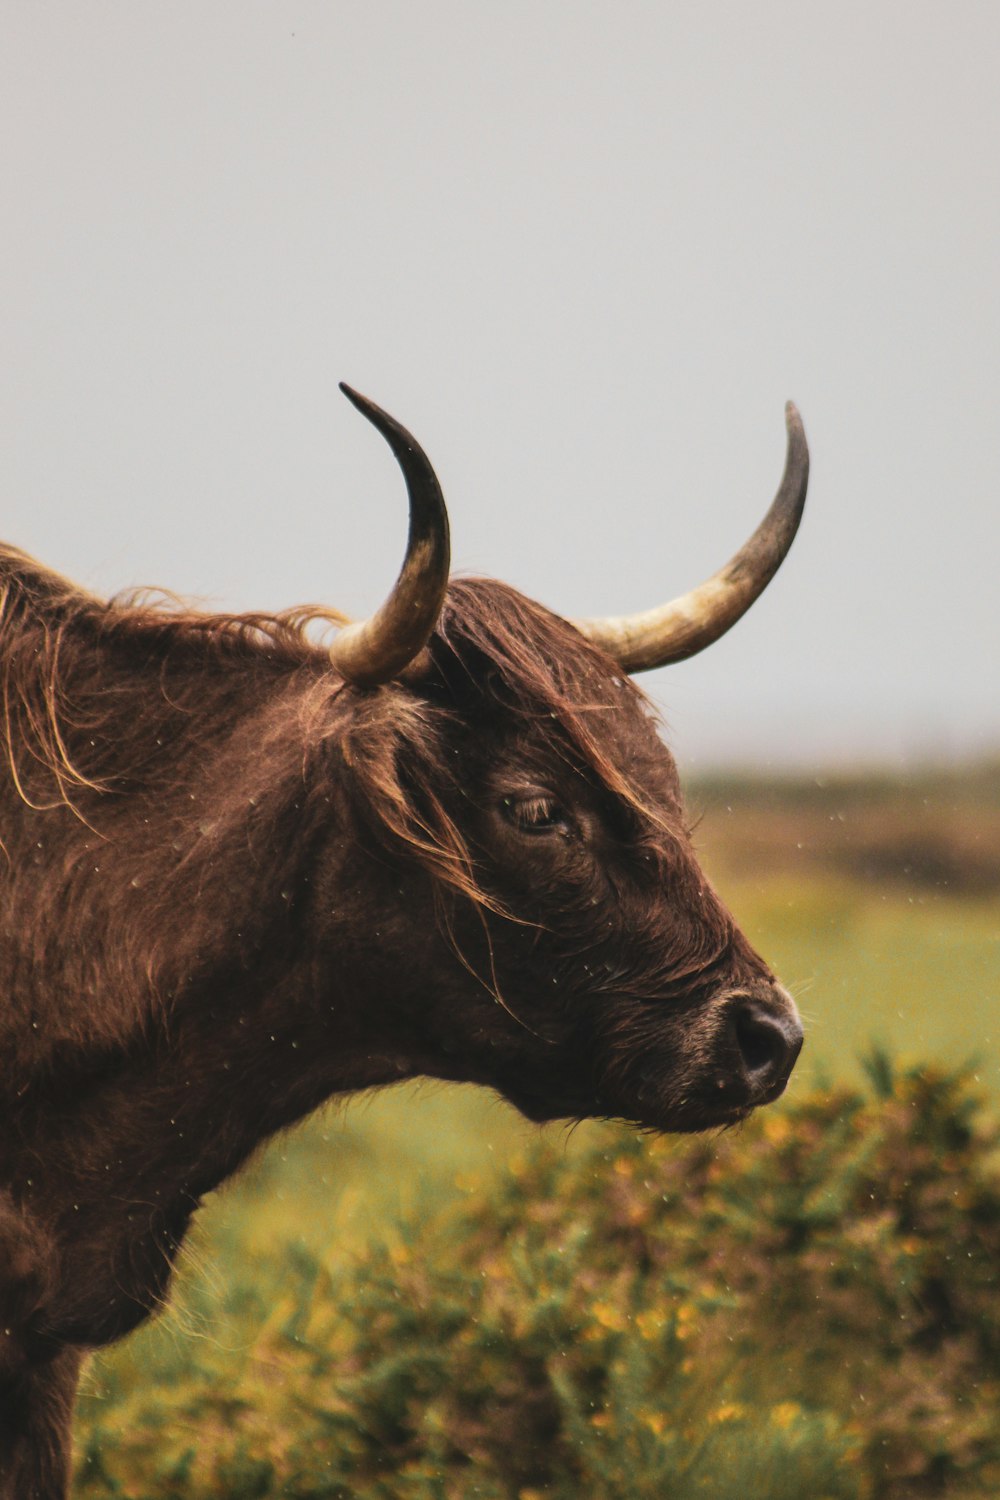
339 382 406 449
784 399 801 427
339 381 368 412
341 381 419 445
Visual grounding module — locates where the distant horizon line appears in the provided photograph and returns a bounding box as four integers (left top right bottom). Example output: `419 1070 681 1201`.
677 746 1000 779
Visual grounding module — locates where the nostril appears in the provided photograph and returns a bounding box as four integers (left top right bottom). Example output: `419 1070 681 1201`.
736 1010 781 1075
731 999 804 1097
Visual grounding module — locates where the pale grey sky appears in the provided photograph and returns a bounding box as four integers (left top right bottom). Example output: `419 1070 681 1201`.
2 1 998 768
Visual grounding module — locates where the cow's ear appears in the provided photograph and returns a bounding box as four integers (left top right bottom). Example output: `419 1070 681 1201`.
399 631 495 711
395 645 438 689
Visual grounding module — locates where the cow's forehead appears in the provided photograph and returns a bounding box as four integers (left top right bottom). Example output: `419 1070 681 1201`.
500 663 684 823
434 576 686 814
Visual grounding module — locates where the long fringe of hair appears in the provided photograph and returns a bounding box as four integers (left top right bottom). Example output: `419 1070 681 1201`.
0 546 683 910
337 579 688 917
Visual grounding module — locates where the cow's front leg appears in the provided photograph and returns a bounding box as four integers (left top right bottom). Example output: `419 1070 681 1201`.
0 1192 77 1499
0 1190 60 1378
0 1347 81 1500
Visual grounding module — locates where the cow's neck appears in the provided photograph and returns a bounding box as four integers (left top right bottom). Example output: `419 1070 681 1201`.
5 885 434 1349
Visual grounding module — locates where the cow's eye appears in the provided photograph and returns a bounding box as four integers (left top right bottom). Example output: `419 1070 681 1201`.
500 794 570 836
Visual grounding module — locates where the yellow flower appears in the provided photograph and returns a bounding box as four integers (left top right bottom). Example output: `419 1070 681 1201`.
764 1114 791 1144
675 1302 698 1340
712 1402 745 1424
642 1410 669 1436
591 1301 628 1332
770 1401 802 1429
636 1309 667 1341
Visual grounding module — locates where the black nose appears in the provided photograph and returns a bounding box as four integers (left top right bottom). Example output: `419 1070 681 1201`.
729 996 803 1101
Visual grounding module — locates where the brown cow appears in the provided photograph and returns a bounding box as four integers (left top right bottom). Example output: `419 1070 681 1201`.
0 387 807 1496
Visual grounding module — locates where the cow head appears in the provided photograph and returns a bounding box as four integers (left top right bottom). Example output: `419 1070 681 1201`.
321 387 806 1133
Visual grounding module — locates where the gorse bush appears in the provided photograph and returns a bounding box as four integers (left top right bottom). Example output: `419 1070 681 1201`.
76 1058 1000 1499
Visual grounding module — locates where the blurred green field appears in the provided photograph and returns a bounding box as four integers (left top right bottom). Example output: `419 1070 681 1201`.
714 875 999 1097
692 760 1000 1101
73 764 1000 1496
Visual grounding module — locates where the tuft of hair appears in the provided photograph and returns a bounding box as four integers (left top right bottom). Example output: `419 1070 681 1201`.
338 578 686 924
0 550 681 920
436 578 682 837
0 542 346 812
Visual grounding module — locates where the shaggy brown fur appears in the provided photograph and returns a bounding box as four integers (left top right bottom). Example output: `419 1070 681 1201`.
0 544 800 1497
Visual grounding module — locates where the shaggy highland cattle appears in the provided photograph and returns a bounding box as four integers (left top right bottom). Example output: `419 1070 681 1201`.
0 386 807 1496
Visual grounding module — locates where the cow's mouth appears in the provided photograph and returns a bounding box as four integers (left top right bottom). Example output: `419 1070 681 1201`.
500 1077 755 1134
495 988 803 1135
638 1098 754 1134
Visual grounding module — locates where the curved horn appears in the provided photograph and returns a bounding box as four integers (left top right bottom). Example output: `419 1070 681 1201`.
330 385 451 686
574 402 809 672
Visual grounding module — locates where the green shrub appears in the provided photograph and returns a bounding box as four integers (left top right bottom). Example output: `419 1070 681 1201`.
76 1058 1000 1498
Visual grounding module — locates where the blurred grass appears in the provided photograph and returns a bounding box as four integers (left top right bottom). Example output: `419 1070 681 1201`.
689 759 1000 1100
717 876 999 1097
73 761 1000 1495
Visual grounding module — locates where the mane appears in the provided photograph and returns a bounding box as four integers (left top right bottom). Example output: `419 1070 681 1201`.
0 542 349 812
0 544 684 912
0 542 348 659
